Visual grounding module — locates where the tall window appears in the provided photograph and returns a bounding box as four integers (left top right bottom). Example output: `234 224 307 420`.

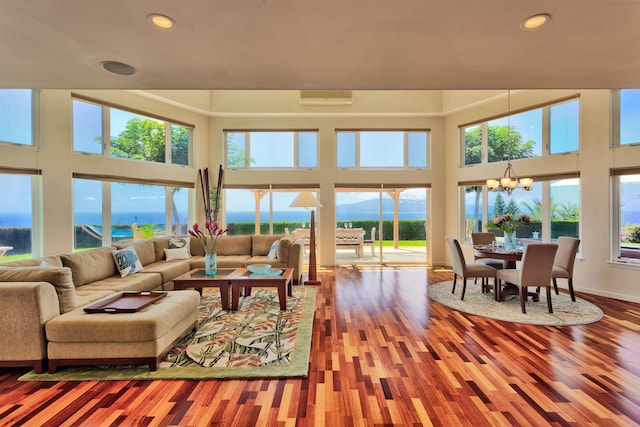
225 130 318 169
337 130 429 169
0 172 37 258
462 97 579 166
0 89 34 146
618 89 640 146
73 98 192 165
73 177 190 250
613 171 640 262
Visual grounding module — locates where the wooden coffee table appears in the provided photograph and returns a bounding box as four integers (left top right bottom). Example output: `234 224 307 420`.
231 268 294 310
172 268 241 311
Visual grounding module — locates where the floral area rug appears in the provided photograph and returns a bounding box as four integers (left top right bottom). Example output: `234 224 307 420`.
20 286 317 381
428 281 603 326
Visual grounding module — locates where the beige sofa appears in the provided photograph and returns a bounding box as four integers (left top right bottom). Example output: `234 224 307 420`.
0 233 304 373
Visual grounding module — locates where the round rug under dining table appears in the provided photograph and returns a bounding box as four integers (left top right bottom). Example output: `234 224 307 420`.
428 281 603 326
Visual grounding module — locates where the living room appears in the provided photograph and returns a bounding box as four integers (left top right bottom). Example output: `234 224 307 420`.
1 1 639 425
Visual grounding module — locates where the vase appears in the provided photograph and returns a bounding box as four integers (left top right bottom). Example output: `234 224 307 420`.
504 231 518 252
205 253 217 276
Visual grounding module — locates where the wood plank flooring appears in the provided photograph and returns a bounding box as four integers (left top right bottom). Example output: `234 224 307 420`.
0 265 639 426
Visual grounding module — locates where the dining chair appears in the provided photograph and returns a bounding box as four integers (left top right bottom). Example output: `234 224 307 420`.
471 232 507 284
446 236 498 301
363 227 376 257
496 243 558 313
552 236 580 302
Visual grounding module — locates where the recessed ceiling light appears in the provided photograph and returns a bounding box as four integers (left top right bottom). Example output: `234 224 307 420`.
101 61 136 76
147 13 176 29
520 13 551 30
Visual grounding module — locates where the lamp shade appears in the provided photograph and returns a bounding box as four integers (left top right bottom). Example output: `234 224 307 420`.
289 191 323 209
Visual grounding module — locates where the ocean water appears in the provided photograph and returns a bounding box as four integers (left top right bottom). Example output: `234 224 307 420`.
0 209 427 227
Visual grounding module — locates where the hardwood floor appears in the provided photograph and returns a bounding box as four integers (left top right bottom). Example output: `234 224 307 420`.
0 265 639 426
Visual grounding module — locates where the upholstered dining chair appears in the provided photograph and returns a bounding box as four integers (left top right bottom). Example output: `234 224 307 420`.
496 243 558 313
552 236 580 302
471 232 507 284
446 236 498 301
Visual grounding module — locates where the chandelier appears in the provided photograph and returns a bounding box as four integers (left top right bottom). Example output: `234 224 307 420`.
486 90 533 196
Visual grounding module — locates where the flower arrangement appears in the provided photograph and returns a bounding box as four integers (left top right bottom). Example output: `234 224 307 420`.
188 220 232 254
488 213 531 233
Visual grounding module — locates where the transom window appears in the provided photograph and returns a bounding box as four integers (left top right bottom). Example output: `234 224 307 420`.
615 89 640 146
225 130 318 169
72 97 192 166
0 89 35 146
462 97 579 166
336 130 429 169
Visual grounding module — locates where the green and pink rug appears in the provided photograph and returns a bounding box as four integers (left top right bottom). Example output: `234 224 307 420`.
20 286 317 381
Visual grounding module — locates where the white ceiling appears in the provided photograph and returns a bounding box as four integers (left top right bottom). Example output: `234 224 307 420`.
1 0 639 90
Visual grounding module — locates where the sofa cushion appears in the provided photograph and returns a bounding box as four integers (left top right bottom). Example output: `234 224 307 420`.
164 247 191 261
252 234 284 256
276 236 295 264
189 235 205 257
115 239 156 266
140 260 191 284
217 235 252 256
112 246 144 277
77 272 162 293
0 266 77 313
61 246 118 287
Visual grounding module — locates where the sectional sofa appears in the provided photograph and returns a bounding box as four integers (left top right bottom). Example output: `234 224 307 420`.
0 233 304 373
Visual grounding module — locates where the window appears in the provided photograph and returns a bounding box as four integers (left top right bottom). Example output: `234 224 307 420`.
72 98 192 165
225 188 318 234
337 130 429 169
462 96 579 166
73 176 191 250
0 89 34 146
462 177 580 243
0 171 38 259
618 89 640 146
613 171 640 262
225 131 318 169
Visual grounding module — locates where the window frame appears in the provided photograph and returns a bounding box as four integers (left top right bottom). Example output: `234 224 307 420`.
224 130 319 170
336 129 430 170
611 169 640 264
72 95 193 166
460 95 580 167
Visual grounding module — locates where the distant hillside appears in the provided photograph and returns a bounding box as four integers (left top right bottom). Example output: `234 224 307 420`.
337 198 426 213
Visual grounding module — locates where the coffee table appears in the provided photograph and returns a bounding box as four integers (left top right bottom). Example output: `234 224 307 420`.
231 268 294 310
172 268 240 311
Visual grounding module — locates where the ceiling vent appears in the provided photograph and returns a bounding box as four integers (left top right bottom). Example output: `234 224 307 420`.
299 90 353 105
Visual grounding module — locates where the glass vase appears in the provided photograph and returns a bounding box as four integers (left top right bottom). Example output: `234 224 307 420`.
504 231 518 252
205 253 217 276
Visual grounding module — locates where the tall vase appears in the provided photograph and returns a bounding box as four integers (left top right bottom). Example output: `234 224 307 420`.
504 231 518 252
205 253 217 276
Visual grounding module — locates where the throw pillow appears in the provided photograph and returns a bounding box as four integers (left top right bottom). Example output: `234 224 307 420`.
112 246 144 277
267 240 279 260
276 237 294 264
169 237 190 251
164 247 191 261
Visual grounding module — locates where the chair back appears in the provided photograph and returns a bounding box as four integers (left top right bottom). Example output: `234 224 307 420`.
519 243 558 287
445 236 467 276
370 227 376 241
472 232 496 246
555 236 580 274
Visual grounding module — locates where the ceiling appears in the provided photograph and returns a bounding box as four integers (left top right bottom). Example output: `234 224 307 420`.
1 0 639 90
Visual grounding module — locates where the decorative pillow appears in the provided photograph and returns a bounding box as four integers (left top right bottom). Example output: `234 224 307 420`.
169 237 190 251
164 247 191 261
276 237 294 264
112 246 144 277
267 240 279 260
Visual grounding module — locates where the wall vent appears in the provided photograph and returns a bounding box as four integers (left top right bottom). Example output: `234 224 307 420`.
299 90 353 105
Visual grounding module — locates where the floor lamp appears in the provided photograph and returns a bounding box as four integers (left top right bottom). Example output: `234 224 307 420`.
290 191 322 285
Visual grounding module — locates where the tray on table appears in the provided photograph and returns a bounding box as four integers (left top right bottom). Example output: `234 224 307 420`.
83 291 167 314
